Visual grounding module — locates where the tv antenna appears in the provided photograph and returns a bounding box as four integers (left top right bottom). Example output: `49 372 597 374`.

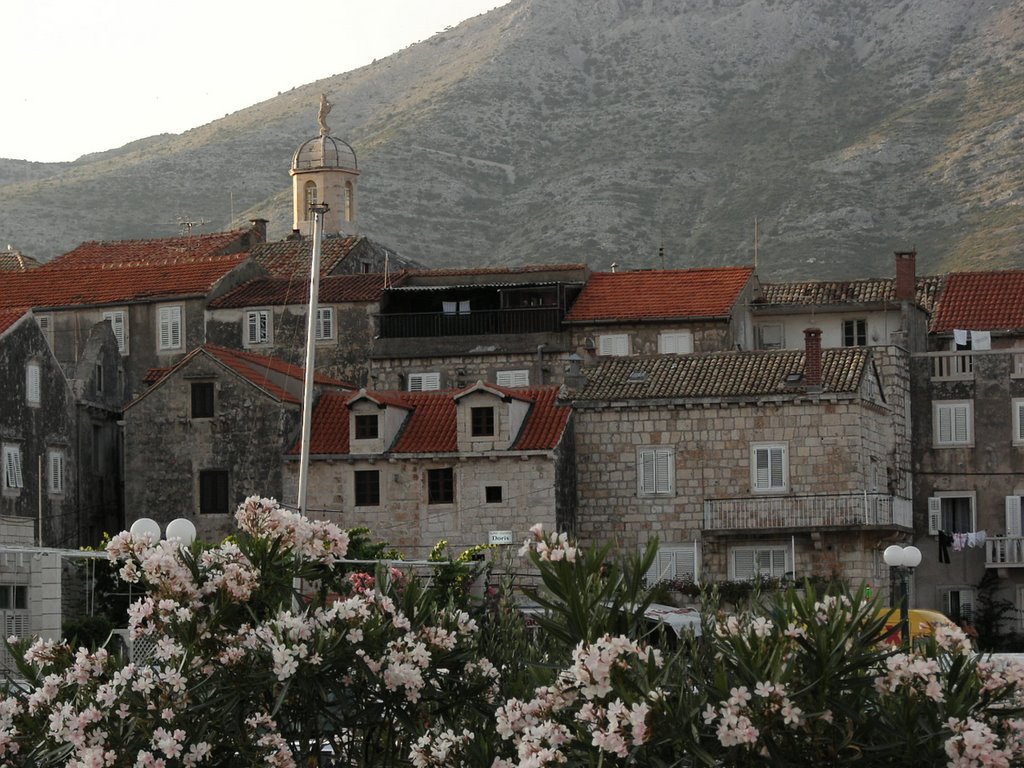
178 217 207 237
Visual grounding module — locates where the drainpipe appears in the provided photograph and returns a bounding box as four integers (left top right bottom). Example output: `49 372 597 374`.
296 204 329 516
536 344 547 385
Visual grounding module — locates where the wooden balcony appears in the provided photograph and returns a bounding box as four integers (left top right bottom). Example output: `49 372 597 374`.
703 493 912 532
375 307 563 338
986 537 1024 568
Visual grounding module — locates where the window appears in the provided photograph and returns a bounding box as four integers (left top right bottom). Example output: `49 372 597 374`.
245 310 272 346
354 414 379 440
658 331 693 355
751 444 788 492
345 181 354 222
843 319 867 347
191 382 215 419
157 305 183 351
0 585 28 611
1005 496 1024 538
471 407 495 437
933 401 972 446
199 470 230 514
496 370 529 388
638 448 673 496
303 181 318 219
927 494 976 535
941 588 976 624
95 363 104 394
36 314 53 348
3 445 24 492
598 333 630 357
408 373 440 392
315 307 335 341
645 545 697 585
102 310 129 355
1013 399 1024 445
731 546 788 580
47 450 64 496
485 485 503 504
757 324 784 350
354 470 380 507
427 468 454 504
25 362 40 407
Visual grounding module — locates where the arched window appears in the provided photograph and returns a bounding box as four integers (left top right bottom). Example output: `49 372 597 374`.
303 181 318 220
345 181 354 222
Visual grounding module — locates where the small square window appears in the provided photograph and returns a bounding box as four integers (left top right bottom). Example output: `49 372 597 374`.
191 382 215 419
428 468 454 505
355 414 379 440
471 407 495 437
843 319 867 347
485 485 503 504
354 470 380 506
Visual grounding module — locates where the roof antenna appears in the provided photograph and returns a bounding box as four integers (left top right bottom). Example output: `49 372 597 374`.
754 216 759 270
178 217 207 237
659 243 665 270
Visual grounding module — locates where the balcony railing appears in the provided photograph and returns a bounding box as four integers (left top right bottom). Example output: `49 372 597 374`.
986 537 1024 568
375 307 563 338
929 351 974 381
703 493 912 531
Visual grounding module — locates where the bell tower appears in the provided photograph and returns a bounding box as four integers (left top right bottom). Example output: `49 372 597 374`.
289 94 359 237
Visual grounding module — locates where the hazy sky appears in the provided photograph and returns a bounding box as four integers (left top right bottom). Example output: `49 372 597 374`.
3 0 508 163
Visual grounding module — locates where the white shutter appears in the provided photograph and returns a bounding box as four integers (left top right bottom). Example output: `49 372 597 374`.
36 314 53 348
408 373 440 392
1007 496 1023 538
315 307 334 340
496 370 530 388
3 447 23 490
599 334 629 357
953 405 969 443
928 497 942 535
654 450 672 494
770 447 784 488
755 448 770 489
48 451 64 495
246 311 269 345
937 406 952 444
644 546 696 585
658 331 693 355
733 549 756 580
25 363 40 405
639 450 656 495
158 306 181 350
1016 402 1024 442
103 311 128 354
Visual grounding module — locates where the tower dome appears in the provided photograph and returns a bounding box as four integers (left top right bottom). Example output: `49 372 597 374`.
289 95 360 237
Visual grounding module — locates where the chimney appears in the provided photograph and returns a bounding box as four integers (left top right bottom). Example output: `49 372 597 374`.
894 250 916 301
804 328 822 388
249 218 268 244
564 353 587 391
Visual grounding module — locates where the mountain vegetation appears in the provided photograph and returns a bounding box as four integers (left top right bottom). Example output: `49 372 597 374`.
1 0 1022 279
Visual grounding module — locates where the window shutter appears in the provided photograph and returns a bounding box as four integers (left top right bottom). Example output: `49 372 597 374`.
770 447 784 487
953 405 968 442
48 451 63 494
937 406 952 444
1016 402 1024 442
103 311 127 354
408 373 440 392
4 448 23 490
496 370 530 387
26 363 40 405
1007 496 1023 538
639 450 655 495
246 312 259 344
36 314 52 347
928 497 942 535
654 450 672 494
599 334 629 357
733 549 756 580
315 308 334 340
659 331 693 355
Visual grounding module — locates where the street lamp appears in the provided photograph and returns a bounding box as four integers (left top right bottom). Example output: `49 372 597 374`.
883 544 922 649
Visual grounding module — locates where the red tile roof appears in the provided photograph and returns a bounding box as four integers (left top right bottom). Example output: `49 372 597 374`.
0 229 255 311
930 271 1024 333
129 344 353 409
0 251 42 271
250 236 363 278
563 268 755 323
758 276 945 315
208 273 403 309
0 309 28 336
294 385 571 456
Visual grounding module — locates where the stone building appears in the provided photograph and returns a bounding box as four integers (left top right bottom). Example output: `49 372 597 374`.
369 265 589 391
205 273 405 387
568 331 910 588
0 225 268 402
284 382 574 558
910 270 1024 625
0 310 78 546
562 267 759 363
123 345 352 542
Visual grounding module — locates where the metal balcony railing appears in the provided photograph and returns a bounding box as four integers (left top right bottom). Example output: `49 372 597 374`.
703 493 912 531
986 537 1024 568
375 307 563 338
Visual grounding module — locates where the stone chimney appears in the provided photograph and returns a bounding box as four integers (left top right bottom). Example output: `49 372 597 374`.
249 218 268 244
804 328 822 388
564 353 587 391
894 250 917 301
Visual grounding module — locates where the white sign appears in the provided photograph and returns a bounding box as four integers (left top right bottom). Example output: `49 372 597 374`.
489 530 515 545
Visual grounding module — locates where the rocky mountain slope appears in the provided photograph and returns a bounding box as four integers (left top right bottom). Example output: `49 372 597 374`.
1 0 1022 280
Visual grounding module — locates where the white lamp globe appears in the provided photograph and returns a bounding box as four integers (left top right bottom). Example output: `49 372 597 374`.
903 546 922 568
129 518 161 543
883 545 904 567
165 518 197 547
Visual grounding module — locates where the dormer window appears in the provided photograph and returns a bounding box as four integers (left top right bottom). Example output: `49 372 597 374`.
354 414 379 440
471 407 495 437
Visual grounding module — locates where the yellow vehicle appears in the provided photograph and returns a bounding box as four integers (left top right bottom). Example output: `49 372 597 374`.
877 608 956 645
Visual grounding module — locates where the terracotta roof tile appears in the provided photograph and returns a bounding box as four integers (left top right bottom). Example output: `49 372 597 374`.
294 385 570 456
759 276 944 315
250 236 362 278
208 273 403 309
402 264 587 279
0 309 28 336
572 348 869 401
930 271 1024 333
563 268 754 323
0 230 254 311
0 251 42 271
